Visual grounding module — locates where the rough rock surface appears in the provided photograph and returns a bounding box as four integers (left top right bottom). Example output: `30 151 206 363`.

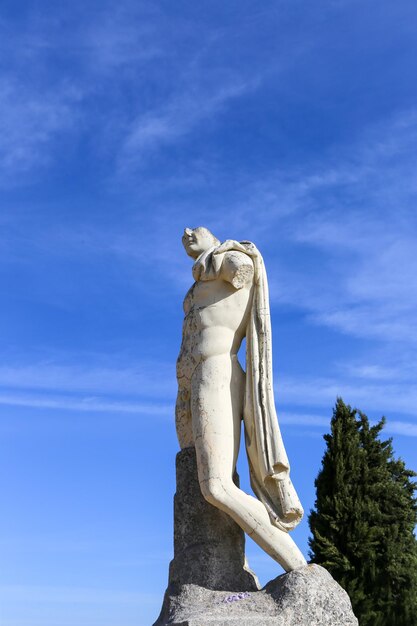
153 448 358 626
156 564 358 625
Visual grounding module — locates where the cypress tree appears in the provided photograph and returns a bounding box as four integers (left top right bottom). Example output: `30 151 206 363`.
309 398 417 626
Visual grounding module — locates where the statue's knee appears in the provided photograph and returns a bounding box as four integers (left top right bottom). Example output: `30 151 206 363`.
200 477 232 508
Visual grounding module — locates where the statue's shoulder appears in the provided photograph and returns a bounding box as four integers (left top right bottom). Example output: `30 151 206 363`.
221 250 254 289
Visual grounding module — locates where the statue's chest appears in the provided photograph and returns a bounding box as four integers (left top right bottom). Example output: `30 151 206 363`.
184 279 235 316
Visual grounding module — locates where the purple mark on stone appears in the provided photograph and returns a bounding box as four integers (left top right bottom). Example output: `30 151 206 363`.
223 592 251 603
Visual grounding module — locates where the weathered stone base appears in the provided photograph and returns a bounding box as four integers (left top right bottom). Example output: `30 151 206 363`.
161 565 358 626
153 448 358 625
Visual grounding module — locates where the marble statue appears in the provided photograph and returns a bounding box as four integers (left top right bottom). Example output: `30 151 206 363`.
176 226 307 572
153 226 359 625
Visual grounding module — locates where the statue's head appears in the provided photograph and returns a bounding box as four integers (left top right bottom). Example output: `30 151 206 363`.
182 227 220 259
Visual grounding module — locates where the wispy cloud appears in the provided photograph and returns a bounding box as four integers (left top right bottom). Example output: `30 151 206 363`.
0 77 82 183
386 421 417 437
279 411 329 427
0 361 175 397
0 584 157 605
338 359 417 383
117 77 257 173
277 374 417 422
282 408 417 438
243 110 417 352
0 358 176 419
0 5 270 184
0 5 167 184
82 5 164 72
0 392 171 416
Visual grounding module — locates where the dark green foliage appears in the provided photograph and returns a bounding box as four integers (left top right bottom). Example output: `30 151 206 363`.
309 398 417 626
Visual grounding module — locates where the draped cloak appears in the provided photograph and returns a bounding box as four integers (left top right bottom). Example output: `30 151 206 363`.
192 240 304 532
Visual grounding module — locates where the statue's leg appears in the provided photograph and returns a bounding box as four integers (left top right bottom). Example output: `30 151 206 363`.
191 354 307 572
175 381 193 449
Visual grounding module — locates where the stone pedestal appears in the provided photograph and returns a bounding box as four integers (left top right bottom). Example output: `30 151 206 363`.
153 447 259 626
153 447 358 626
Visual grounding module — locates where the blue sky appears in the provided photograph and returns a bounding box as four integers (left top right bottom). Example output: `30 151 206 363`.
1 1 417 624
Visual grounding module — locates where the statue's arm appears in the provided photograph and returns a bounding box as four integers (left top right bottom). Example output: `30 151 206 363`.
221 251 254 289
